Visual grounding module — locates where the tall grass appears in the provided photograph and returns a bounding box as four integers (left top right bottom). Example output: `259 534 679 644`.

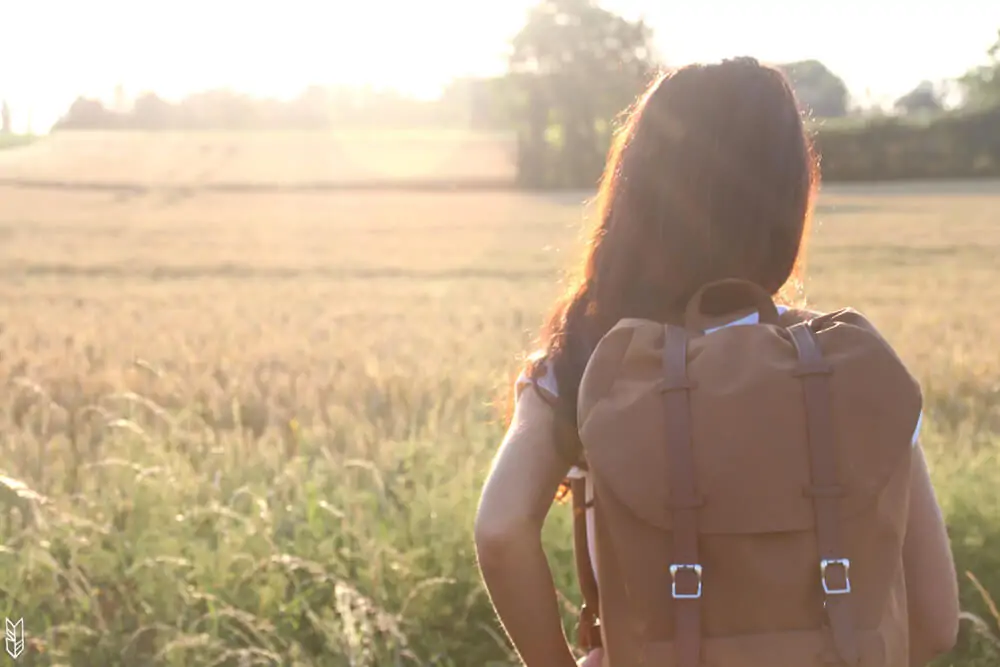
0 185 997 665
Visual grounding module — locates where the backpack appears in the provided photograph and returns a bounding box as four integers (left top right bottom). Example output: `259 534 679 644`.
571 278 922 667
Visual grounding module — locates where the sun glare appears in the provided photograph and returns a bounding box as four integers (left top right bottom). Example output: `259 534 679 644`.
1 0 997 133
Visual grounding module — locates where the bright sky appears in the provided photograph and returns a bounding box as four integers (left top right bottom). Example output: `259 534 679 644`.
3 0 998 133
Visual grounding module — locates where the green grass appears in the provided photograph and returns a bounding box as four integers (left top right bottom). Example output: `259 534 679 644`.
0 183 998 665
0 133 37 150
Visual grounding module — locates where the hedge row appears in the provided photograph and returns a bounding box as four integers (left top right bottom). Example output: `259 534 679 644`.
813 106 1000 182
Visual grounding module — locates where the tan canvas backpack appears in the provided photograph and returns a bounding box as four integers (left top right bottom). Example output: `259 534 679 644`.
571 279 922 667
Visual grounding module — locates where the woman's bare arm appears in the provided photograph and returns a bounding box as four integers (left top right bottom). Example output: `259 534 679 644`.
904 445 960 666
474 385 578 667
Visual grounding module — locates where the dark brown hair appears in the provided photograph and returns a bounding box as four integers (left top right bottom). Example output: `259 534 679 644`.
526 57 819 467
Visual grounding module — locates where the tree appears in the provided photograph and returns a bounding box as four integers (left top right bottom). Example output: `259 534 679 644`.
132 92 175 129
777 60 850 118
894 81 944 115
287 86 333 129
505 0 659 188
960 29 1000 108
53 97 117 130
439 77 511 130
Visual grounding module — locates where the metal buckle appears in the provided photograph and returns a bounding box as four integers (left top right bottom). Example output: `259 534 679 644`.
820 558 851 595
670 563 703 599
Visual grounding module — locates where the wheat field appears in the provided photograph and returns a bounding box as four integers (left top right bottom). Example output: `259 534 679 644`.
1 169 999 665
0 131 516 188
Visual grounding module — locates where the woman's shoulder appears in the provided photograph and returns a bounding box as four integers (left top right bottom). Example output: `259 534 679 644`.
513 352 588 478
515 351 560 400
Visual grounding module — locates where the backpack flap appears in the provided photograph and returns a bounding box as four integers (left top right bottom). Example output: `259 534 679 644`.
578 313 920 535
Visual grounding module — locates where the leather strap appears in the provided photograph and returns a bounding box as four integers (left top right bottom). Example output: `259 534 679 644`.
789 322 861 666
571 477 603 650
661 325 702 667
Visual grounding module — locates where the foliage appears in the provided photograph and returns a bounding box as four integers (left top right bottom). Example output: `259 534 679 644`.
505 0 658 188
498 13 1000 188
439 77 513 131
776 60 851 118
814 105 1000 181
895 81 945 115
50 86 485 132
499 2 864 188
0 132 35 151
960 30 1000 108
0 184 997 665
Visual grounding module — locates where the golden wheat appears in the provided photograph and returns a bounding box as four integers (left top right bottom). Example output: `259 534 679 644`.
0 130 517 186
0 181 997 665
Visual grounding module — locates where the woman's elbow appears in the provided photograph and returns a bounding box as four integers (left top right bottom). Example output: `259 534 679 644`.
911 595 961 659
473 512 507 560
927 610 960 657
474 505 537 568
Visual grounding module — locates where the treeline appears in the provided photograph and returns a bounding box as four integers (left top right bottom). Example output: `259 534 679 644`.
816 106 1000 181
498 2 1000 188
813 30 1000 181
46 0 1000 185
52 80 508 132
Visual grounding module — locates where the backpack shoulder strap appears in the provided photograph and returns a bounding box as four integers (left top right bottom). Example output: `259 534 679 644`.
778 306 822 327
662 325 703 667
788 321 861 666
571 477 602 651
